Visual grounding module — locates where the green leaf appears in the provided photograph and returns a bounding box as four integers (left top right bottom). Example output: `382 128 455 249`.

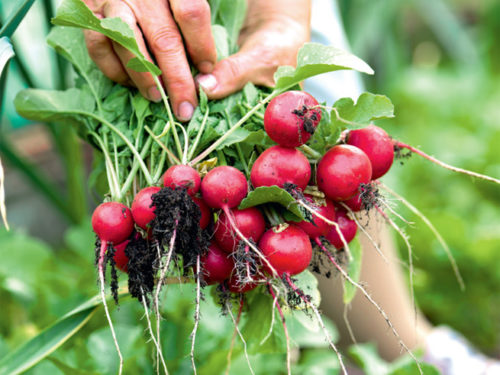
343 236 362 304
216 0 247 54
348 343 390 375
47 26 112 102
212 24 229 60
274 43 374 89
14 88 96 128
239 186 304 220
292 269 321 307
332 92 395 129
52 0 160 76
0 37 15 75
0 304 97 375
294 349 340 375
0 0 36 38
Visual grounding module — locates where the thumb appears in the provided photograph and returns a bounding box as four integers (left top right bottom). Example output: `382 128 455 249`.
195 48 275 100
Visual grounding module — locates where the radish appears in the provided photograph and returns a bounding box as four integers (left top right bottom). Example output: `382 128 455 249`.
347 125 394 179
113 240 130 272
92 202 134 245
250 145 311 191
326 206 358 249
344 192 364 212
317 144 372 201
201 242 234 284
163 164 201 196
214 207 266 253
201 166 248 210
295 195 336 239
131 186 161 230
227 274 259 294
264 91 321 147
191 196 211 229
259 224 312 276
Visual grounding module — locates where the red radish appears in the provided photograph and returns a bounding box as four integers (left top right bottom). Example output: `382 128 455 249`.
201 242 234 284
227 274 259 294
113 240 129 272
201 166 248 210
295 196 336 239
317 145 372 201
163 164 201 196
264 91 321 147
131 186 161 230
326 206 358 249
214 207 266 253
250 145 311 191
191 196 211 229
92 202 134 244
347 125 394 179
259 224 312 276
344 192 364 212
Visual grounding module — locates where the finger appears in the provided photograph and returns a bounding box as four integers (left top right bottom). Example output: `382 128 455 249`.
169 0 216 73
84 29 129 84
103 1 161 102
131 1 197 121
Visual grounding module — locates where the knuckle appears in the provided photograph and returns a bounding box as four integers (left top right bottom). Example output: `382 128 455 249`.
149 27 183 54
173 2 209 24
220 58 242 81
85 35 110 61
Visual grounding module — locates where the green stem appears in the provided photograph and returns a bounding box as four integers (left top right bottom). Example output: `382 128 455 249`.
243 103 264 120
144 126 181 165
187 108 209 161
153 76 183 159
224 109 249 176
120 135 154 197
153 148 168 183
300 144 322 159
91 132 120 201
190 89 281 166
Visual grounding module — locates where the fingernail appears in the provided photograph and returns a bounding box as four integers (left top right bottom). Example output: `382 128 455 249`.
198 61 214 74
148 87 162 102
178 101 194 122
196 74 217 93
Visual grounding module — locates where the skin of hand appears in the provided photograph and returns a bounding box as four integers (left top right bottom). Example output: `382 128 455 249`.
83 0 310 120
197 0 311 99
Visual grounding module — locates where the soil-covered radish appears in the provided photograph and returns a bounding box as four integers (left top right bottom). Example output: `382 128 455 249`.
113 240 130 272
344 192 364 212
131 186 161 230
201 242 234 284
227 274 259 294
317 144 372 201
347 125 394 179
163 165 201 196
201 166 248 210
264 91 321 147
251 145 311 191
326 206 358 249
259 224 312 276
295 196 336 239
214 207 266 253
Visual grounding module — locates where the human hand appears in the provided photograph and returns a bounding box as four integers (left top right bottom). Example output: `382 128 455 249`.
83 0 216 121
196 0 311 99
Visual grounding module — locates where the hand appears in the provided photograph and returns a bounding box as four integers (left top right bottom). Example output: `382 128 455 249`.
83 0 216 121
196 0 311 99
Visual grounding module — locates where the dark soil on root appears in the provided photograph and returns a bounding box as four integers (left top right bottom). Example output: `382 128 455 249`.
151 187 209 271
393 144 413 164
125 235 156 302
357 183 383 212
94 238 119 304
283 275 312 311
292 105 320 135
231 240 261 283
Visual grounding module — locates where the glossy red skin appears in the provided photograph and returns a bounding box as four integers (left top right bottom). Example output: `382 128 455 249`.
326 206 358 249
201 166 248 209
191 196 211 229
131 186 161 230
296 196 336 239
250 146 311 191
227 274 259 293
214 207 266 253
259 224 312 276
162 165 201 196
113 240 130 272
264 91 321 147
317 145 372 201
92 202 134 244
344 192 364 212
347 125 394 179
201 243 234 284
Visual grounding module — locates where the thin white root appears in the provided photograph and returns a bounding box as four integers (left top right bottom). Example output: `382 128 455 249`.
379 183 465 291
190 256 201 375
339 202 389 264
140 288 169 375
317 245 423 375
98 241 123 375
284 274 348 375
225 297 245 375
260 286 278 345
227 300 256 375
343 303 357 344
378 199 414 226
268 285 291 375
297 200 353 261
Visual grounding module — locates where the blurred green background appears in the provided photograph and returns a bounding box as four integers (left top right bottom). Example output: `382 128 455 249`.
0 0 499 373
